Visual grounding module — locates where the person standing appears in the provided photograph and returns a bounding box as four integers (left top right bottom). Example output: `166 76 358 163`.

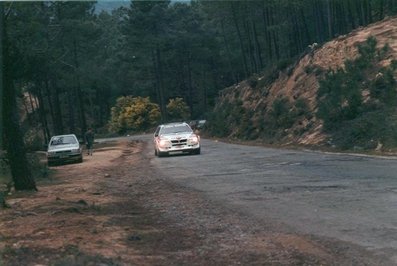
85 127 95 156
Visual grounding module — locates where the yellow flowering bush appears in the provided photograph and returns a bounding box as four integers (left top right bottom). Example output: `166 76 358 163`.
109 96 160 133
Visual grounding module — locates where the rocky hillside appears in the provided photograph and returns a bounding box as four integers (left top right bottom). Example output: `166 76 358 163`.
209 17 397 149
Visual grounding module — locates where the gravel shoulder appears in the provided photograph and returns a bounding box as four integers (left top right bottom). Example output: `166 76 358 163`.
0 139 391 265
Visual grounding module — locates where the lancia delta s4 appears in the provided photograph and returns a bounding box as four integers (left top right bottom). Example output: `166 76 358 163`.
154 122 201 157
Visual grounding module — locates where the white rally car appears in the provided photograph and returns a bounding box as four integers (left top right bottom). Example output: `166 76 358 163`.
154 122 201 157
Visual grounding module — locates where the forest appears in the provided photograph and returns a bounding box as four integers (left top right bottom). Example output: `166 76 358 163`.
2 0 397 190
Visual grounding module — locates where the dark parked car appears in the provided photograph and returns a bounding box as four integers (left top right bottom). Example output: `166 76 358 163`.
189 119 206 130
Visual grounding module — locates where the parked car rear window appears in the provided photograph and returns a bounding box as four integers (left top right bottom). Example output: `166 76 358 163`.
50 136 77 145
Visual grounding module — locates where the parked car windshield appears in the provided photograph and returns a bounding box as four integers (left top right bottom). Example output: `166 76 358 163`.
50 136 77 146
160 125 192 135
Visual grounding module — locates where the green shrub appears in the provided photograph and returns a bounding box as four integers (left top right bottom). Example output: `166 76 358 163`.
317 37 397 149
369 69 396 106
391 59 397 70
304 65 315 74
270 97 295 129
305 65 325 76
166 97 190 121
247 76 258 89
294 98 310 117
277 58 294 72
330 111 397 150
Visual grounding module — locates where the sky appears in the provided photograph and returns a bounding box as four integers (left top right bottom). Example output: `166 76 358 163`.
95 0 191 13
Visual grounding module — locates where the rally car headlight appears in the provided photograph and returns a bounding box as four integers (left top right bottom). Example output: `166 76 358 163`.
188 135 199 144
159 139 171 148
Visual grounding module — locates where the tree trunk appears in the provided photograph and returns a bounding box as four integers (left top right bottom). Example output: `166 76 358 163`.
73 38 87 138
51 78 64 135
0 3 3 150
231 2 249 78
315 0 327 42
35 82 50 143
269 6 280 60
157 46 166 120
333 1 342 36
327 0 333 38
151 50 161 111
252 20 263 69
261 3 273 62
221 20 238 83
367 0 373 24
387 0 395 15
244 19 255 73
186 50 194 116
290 10 302 55
176 55 186 98
67 88 75 133
1 3 37 191
152 47 166 121
95 84 109 128
300 8 311 46
44 77 56 135
357 0 365 25
379 0 384 19
28 93 40 126
95 85 103 126
22 96 32 126
346 0 356 29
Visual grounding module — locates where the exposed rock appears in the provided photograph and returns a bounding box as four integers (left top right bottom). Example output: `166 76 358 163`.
214 17 397 146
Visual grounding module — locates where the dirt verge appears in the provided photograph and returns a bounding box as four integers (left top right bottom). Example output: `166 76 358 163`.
0 139 386 265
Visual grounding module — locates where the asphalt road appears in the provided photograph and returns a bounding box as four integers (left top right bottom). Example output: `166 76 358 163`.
134 136 397 263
